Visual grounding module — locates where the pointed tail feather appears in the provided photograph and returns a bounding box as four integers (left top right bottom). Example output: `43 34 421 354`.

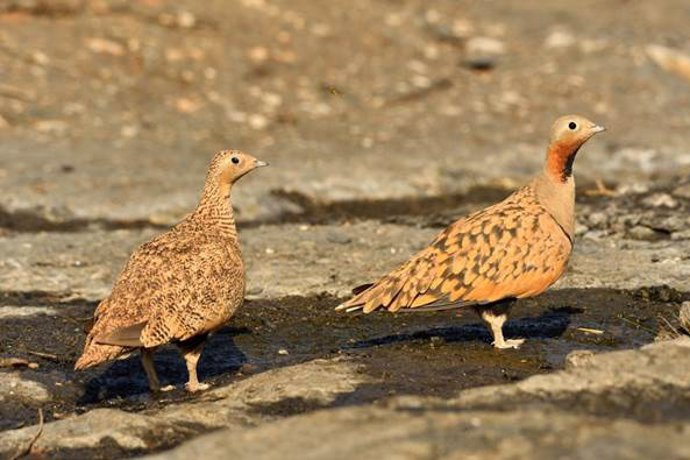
351 283 373 295
74 339 127 370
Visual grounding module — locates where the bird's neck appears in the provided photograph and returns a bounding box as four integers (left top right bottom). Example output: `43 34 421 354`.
535 145 577 240
545 141 581 183
191 179 238 240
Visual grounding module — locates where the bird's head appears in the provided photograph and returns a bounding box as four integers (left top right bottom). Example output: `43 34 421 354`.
209 149 269 185
549 115 606 150
545 115 605 182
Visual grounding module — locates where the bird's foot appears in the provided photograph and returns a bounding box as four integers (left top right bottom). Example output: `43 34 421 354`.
185 381 210 393
492 338 525 349
159 384 176 392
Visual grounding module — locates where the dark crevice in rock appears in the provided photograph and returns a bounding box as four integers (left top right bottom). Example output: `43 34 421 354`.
0 206 168 233
4 180 687 235
0 289 97 308
242 185 513 229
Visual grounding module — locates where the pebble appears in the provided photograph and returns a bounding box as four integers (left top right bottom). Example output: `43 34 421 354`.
248 114 269 130
86 38 125 56
248 46 269 63
467 37 506 56
641 193 678 209
672 183 690 199
544 29 575 49
565 350 597 369
587 211 608 227
326 231 352 245
627 225 657 240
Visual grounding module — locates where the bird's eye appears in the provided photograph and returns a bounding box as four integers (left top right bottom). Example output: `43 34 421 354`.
568 122 577 130
231 157 240 165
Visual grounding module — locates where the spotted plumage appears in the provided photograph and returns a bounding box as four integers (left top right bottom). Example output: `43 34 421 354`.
337 115 605 349
75 150 268 392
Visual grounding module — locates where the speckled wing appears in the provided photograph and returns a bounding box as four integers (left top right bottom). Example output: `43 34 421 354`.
92 232 244 348
138 238 245 347
337 186 572 313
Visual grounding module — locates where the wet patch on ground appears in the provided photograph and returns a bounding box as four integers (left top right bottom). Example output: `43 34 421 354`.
1 287 686 432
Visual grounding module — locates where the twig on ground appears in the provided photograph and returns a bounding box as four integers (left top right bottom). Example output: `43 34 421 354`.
25 350 60 362
619 315 657 334
10 408 44 460
660 314 680 334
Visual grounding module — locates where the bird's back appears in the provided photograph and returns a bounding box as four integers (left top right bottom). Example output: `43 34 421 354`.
338 181 573 313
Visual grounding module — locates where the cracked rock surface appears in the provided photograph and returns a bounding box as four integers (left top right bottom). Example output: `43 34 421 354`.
1 0 690 458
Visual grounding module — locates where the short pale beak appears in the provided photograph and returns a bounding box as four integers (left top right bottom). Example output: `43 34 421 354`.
255 160 269 167
591 125 606 134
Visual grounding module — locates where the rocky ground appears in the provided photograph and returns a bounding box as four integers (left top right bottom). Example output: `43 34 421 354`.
1 0 690 459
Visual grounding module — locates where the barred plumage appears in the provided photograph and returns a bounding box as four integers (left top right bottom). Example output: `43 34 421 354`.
75 150 268 392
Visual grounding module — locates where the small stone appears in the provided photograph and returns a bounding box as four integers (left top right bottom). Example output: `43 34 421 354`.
430 336 445 348
452 19 474 38
120 125 139 138
174 97 203 114
544 29 576 49
33 120 68 135
177 11 196 28
310 23 331 37
574 222 589 236
277 348 289 355
248 46 269 63
326 231 352 245
671 229 690 241
583 229 607 240
565 350 596 369
641 193 678 209
262 92 283 109
411 75 431 88
248 114 269 130
0 373 51 403
32 51 50 65
424 9 441 24
587 211 608 227
672 183 690 199
466 37 506 56
86 38 125 56
657 215 687 233
627 225 657 240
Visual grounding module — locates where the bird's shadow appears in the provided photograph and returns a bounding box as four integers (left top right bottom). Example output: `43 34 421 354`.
346 306 582 350
77 327 248 404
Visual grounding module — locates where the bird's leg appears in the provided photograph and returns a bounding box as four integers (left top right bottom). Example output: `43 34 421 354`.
475 303 524 349
140 348 161 392
179 335 209 392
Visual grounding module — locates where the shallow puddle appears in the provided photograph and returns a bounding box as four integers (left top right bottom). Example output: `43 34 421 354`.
0 287 685 432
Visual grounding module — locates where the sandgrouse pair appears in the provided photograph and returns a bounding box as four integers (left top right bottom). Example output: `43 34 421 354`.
75 115 605 392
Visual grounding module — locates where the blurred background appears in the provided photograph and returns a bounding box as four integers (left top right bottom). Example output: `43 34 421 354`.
1 0 689 227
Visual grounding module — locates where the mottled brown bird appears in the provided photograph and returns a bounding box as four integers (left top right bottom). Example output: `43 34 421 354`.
337 115 605 349
75 150 268 392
